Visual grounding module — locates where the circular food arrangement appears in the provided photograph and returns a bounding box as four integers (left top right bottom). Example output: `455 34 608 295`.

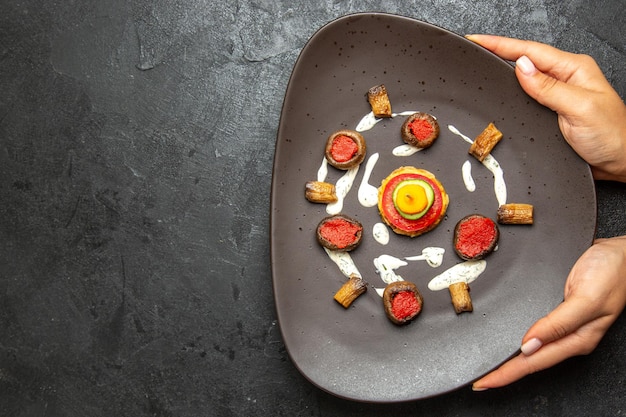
304 84 534 325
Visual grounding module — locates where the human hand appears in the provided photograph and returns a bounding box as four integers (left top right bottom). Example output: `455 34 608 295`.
466 35 626 183
472 236 626 390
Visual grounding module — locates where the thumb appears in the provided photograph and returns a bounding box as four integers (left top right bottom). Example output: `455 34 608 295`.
514 55 586 117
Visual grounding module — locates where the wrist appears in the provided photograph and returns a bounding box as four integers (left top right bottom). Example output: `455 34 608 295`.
593 102 626 183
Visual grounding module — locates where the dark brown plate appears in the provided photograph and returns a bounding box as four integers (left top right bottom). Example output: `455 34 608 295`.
270 13 596 402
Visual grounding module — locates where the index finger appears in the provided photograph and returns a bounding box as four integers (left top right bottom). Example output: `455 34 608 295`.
465 35 566 63
472 334 584 390
465 35 605 89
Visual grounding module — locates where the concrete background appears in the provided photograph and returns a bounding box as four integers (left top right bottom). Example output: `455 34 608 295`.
2 1 625 415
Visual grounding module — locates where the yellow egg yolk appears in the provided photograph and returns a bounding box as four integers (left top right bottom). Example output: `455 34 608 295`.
394 183 428 214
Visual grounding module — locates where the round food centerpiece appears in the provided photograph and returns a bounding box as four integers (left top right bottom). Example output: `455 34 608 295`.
378 166 449 237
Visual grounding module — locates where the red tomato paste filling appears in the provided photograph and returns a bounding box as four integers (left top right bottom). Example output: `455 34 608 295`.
409 118 434 141
319 218 360 249
391 291 420 319
381 173 443 233
455 217 497 258
330 135 358 162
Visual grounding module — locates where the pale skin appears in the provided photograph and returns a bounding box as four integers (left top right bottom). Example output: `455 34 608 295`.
464 35 626 391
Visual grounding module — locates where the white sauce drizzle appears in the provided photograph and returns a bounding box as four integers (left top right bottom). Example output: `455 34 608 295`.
317 157 328 182
427 260 486 291
357 153 380 207
448 124 474 145
326 165 359 215
373 254 407 284
355 111 419 133
485 155 507 206
462 160 476 192
405 247 445 268
372 223 390 245
392 144 422 157
373 254 407 297
448 125 507 206
324 248 361 279
394 111 420 117
356 112 381 132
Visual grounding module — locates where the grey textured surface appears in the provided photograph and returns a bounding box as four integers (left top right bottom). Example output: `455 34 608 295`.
1 1 625 416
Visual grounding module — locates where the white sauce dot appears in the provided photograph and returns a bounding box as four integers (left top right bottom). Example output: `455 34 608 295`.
372 223 390 245
462 160 476 192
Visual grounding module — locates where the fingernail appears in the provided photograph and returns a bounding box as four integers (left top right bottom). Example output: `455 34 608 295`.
521 337 542 355
472 384 489 392
516 55 537 76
